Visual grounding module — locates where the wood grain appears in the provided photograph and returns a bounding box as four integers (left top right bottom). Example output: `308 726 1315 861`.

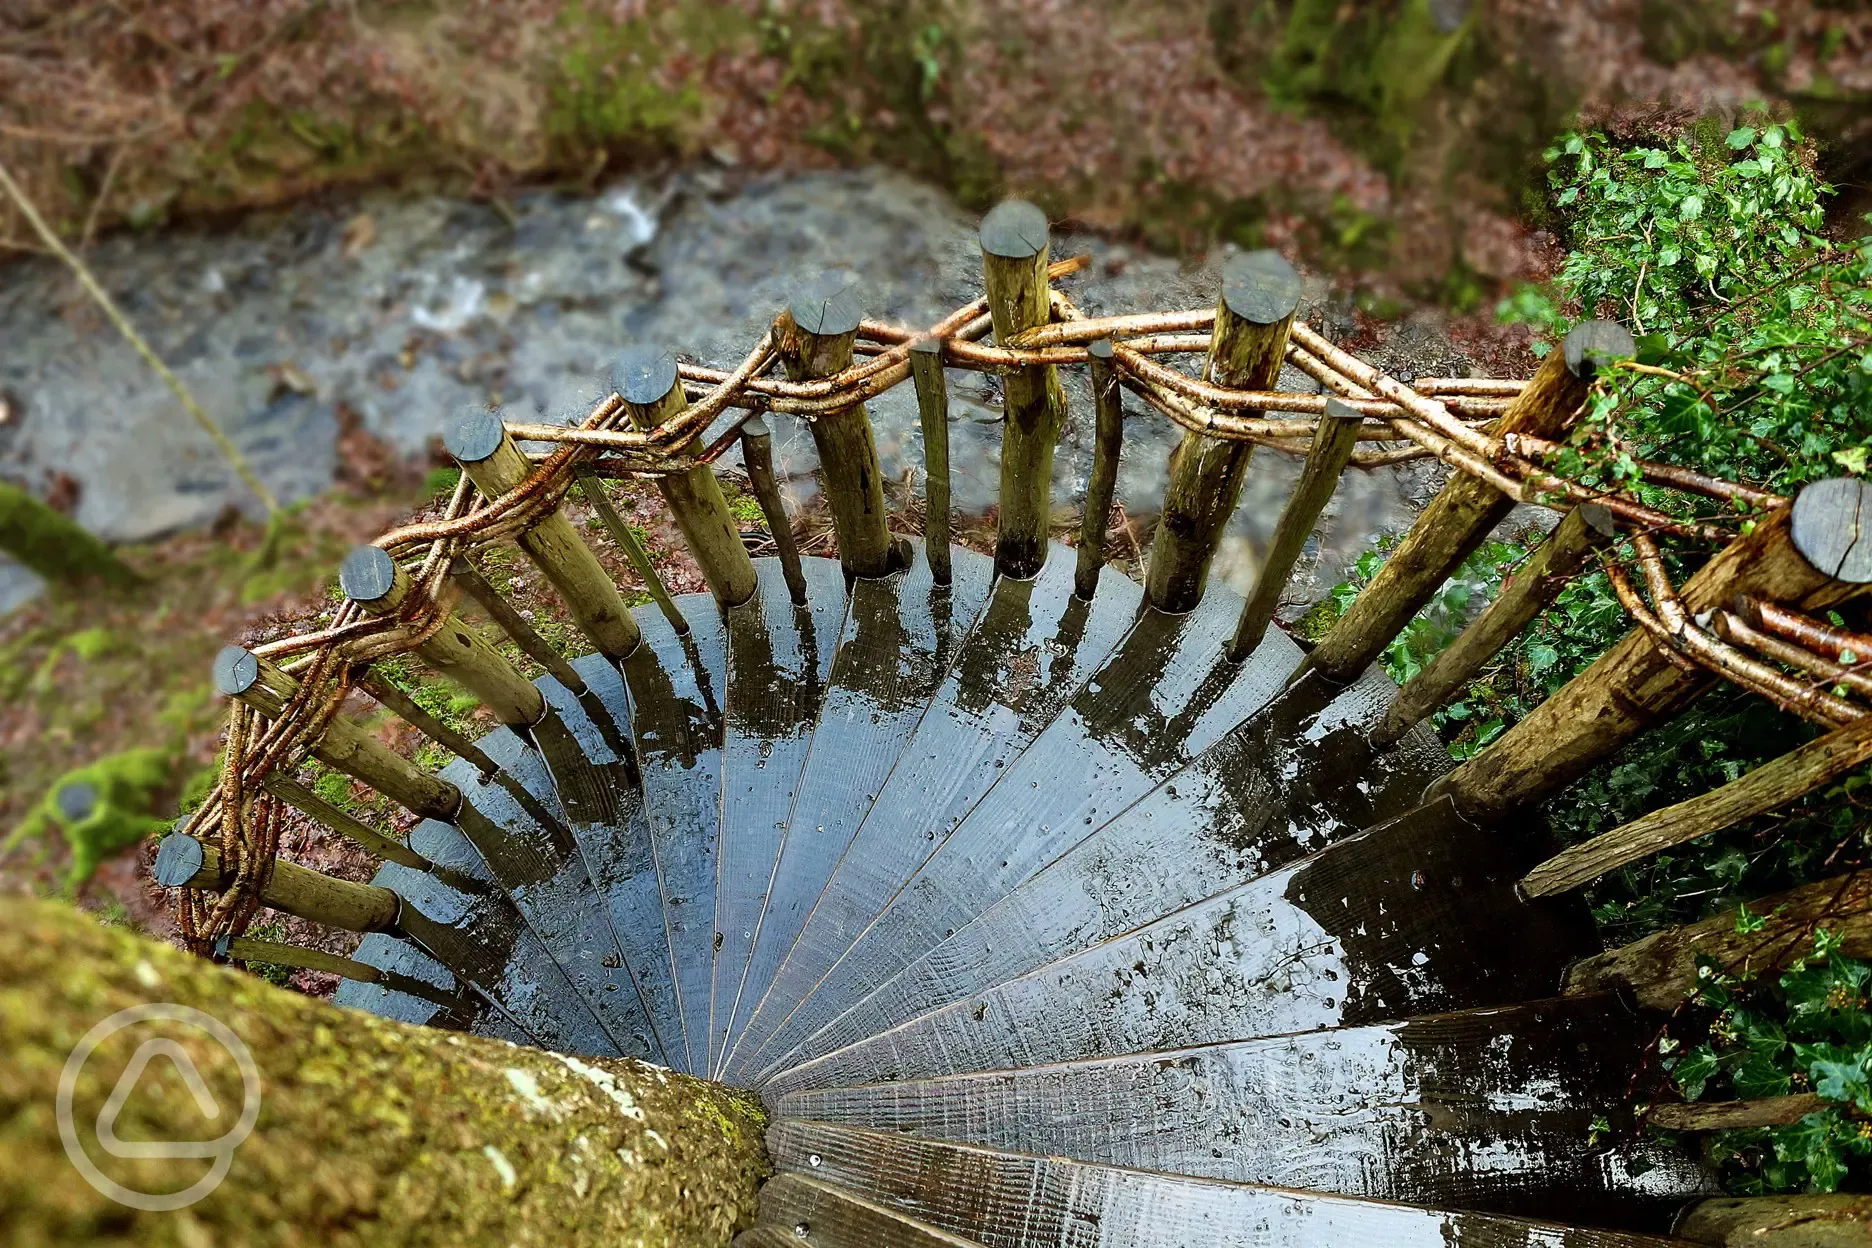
711 557 849 1074
722 543 994 1074
726 545 1144 1080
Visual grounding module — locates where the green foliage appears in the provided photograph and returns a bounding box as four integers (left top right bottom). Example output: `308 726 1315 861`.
1315 118 1872 965
1500 121 1872 496
1661 932 1872 1193
3 748 176 893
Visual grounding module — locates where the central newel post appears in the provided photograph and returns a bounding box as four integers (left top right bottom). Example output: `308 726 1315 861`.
1300 319 1634 686
613 345 759 610
1148 251 1302 614
980 199 1067 580
772 271 904 580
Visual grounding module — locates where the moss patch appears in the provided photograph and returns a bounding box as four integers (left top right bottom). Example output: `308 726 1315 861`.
0 896 769 1247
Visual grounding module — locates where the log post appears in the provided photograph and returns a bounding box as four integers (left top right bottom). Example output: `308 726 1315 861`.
573 467 692 631
450 554 594 690
217 934 466 1009
339 545 546 729
1228 394 1362 658
1563 870 1872 1010
980 199 1067 580
1148 250 1302 614
213 645 462 823
1 896 768 1246
1431 477 1872 821
1370 502 1617 746
771 272 901 580
1677 1195 1872 1247
737 416 809 604
154 832 402 933
354 668 502 777
1648 1095 1833 1132
1300 320 1634 685
613 346 759 609
1075 338 1124 600
910 338 954 586
1523 713 1872 896
260 773 432 871
445 409 643 659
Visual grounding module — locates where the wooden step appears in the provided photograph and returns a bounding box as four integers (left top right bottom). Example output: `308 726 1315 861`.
737 581 1295 1082
369 827 619 1056
765 797 1593 1093
556 652 691 1069
771 996 1709 1223
433 735 663 1061
617 592 729 1072
723 546 1144 1079
764 1121 1697 1247
769 666 1450 1074
710 556 849 1074
720 542 995 1075
335 931 501 1037
750 1173 987 1247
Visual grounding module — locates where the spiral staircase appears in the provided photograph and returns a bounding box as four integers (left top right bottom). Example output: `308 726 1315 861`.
324 540 1714 1247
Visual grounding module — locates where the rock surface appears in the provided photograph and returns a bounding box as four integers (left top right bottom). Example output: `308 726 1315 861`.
0 167 1488 610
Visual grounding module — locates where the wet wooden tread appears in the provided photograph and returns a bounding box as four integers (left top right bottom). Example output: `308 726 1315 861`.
331 544 1710 1238
770 995 1710 1223
761 1122 1698 1248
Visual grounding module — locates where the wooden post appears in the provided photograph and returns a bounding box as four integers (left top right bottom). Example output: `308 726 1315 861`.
154 831 402 933
1648 1095 1832 1132
737 415 810 604
1563 869 1872 1010
213 645 462 823
355 668 502 777
1431 477 1872 821
1370 503 1617 746
340 545 546 728
909 338 953 586
1228 395 1362 658
1148 250 1302 613
262 773 432 871
772 272 901 579
613 346 759 609
573 467 692 631
1301 320 1634 685
1677 1195 1872 1247
980 199 1067 580
450 555 592 691
1075 338 1124 600
445 409 643 659
1524 713 1872 896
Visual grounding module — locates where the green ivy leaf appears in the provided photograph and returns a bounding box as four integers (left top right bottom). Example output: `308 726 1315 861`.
1727 127 1759 149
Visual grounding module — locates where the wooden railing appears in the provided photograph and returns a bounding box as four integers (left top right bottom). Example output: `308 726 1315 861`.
163 199 1871 1070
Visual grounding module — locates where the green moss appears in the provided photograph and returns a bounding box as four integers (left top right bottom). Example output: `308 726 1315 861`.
0 482 140 588
4 748 176 893
1290 598 1343 645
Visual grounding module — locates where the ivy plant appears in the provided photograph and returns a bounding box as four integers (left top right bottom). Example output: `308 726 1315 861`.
1660 930 1872 1192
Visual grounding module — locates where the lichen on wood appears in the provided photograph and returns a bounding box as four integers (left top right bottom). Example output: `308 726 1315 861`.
0 897 769 1247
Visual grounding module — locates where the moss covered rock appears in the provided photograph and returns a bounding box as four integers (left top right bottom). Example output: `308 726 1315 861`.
0 898 768 1246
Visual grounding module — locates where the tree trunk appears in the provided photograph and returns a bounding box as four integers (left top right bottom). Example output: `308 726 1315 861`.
1676 1195 1872 1247
0 898 767 1247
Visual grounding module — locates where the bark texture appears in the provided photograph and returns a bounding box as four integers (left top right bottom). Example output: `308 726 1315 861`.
0 898 768 1248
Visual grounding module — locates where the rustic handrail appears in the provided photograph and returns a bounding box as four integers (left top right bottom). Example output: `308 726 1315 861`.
167 199 1869 974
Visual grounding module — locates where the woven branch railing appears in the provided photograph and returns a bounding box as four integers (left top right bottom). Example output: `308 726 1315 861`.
168 200 1872 1009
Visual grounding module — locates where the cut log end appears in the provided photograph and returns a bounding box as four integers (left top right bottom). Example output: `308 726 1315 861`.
1220 250 1303 326
445 406 507 464
612 344 681 408
789 271 864 337
979 199 1049 260
1563 320 1637 379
